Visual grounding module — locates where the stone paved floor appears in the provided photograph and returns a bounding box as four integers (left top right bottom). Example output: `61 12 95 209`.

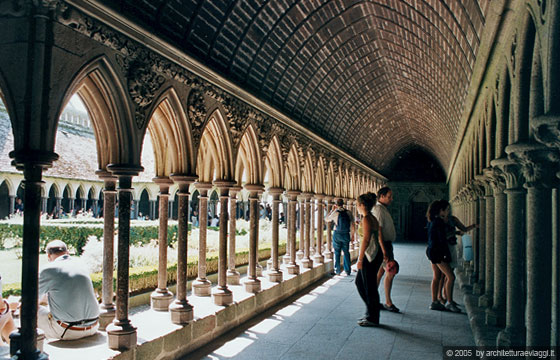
186 242 475 360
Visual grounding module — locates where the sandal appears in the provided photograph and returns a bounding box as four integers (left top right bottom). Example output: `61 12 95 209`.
383 304 400 313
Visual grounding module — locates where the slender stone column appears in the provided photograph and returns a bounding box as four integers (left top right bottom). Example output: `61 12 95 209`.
256 190 264 277
213 180 235 305
69 197 75 213
493 159 526 346
169 175 197 323
313 195 325 264
268 187 284 282
286 190 301 275
168 199 174 218
472 180 486 295
40 197 47 214
14 163 49 359
193 182 213 296
227 186 242 285
55 197 61 213
324 196 334 260
8 195 14 215
511 146 556 346
297 196 305 260
106 165 142 351
478 170 495 308
149 199 156 220
244 185 264 293
150 177 174 311
301 193 313 268
282 197 292 264
487 163 507 326
310 198 315 255
96 171 117 330
553 186 560 346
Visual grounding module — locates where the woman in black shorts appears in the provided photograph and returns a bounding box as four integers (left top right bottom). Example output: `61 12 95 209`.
426 200 460 312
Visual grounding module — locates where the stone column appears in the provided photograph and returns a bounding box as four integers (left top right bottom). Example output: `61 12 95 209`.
150 177 174 311
469 189 480 284
286 190 301 275
149 199 156 220
69 197 75 213
553 186 560 347
96 171 117 330
193 182 213 296
310 197 315 255
472 180 486 295
169 175 197 323
168 198 174 219
314 195 325 264
494 159 526 346
283 196 292 264
92 199 99 217
301 193 313 269
297 196 305 260
486 164 507 326
324 196 334 260
268 187 284 282
8 195 14 215
40 197 47 214
511 145 556 346
106 165 142 351
55 197 61 213
244 184 264 293
213 180 235 305
13 163 49 359
479 170 495 308
227 186 242 285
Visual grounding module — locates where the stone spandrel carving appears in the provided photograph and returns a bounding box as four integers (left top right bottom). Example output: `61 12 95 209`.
115 55 165 129
222 97 249 149
187 88 207 150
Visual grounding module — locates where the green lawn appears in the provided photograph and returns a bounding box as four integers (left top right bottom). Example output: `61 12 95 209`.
0 249 49 285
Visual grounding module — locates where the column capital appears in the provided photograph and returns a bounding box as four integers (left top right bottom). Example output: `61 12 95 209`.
300 192 313 200
314 194 325 200
213 179 236 189
244 184 264 196
171 174 197 193
194 181 213 195
267 187 285 196
96 170 118 182
107 164 143 177
483 167 506 195
286 190 301 200
324 195 335 202
506 142 559 188
153 176 174 193
491 157 525 191
229 186 243 197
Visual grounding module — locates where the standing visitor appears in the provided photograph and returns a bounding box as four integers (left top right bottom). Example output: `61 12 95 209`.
426 200 461 312
326 198 355 276
355 193 385 327
373 187 399 313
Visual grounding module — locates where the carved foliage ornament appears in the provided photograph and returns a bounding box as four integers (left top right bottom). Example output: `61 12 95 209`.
222 97 249 149
510 147 558 188
187 88 207 149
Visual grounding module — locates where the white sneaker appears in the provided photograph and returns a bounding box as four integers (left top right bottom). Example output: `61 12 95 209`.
445 301 461 313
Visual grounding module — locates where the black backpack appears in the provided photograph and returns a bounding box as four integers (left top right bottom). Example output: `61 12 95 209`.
336 209 350 233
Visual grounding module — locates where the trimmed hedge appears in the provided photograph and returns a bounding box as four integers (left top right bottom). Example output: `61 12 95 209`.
4 243 289 298
0 222 190 255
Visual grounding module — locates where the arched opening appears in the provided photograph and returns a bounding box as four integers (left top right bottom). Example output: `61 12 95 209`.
138 189 150 220
62 185 72 215
47 185 58 217
385 147 446 182
0 180 10 219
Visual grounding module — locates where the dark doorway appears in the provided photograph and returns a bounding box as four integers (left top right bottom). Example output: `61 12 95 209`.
0 181 10 219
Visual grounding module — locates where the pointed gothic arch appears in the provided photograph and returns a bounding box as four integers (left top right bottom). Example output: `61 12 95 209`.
197 109 234 182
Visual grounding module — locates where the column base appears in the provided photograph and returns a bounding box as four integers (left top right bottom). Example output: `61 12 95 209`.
213 287 234 306
313 254 324 264
256 264 263 277
283 254 291 265
486 307 505 327
150 289 174 311
324 251 333 260
227 270 241 285
193 279 212 296
287 264 300 275
497 327 526 346
107 321 137 351
296 250 304 260
267 258 273 270
301 258 313 269
10 329 46 357
169 300 194 324
478 293 493 308
98 305 116 331
267 270 283 282
473 282 484 295
244 278 261 293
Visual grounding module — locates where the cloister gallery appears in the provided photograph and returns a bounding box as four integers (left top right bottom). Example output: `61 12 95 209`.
0 0 559 359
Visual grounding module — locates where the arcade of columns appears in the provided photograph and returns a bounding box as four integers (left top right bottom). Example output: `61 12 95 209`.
448 1 560 348
0 2 384 358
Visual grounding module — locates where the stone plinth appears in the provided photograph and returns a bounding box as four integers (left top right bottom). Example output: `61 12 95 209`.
226 270 240 285
213 288 234 306
151 290 174 311
244 278 261 293
193 279 212 297
267 270 283 283
169 301 194 324
98 306 116 331
287 264 300 275
107 322 137 351
300 258 313 269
